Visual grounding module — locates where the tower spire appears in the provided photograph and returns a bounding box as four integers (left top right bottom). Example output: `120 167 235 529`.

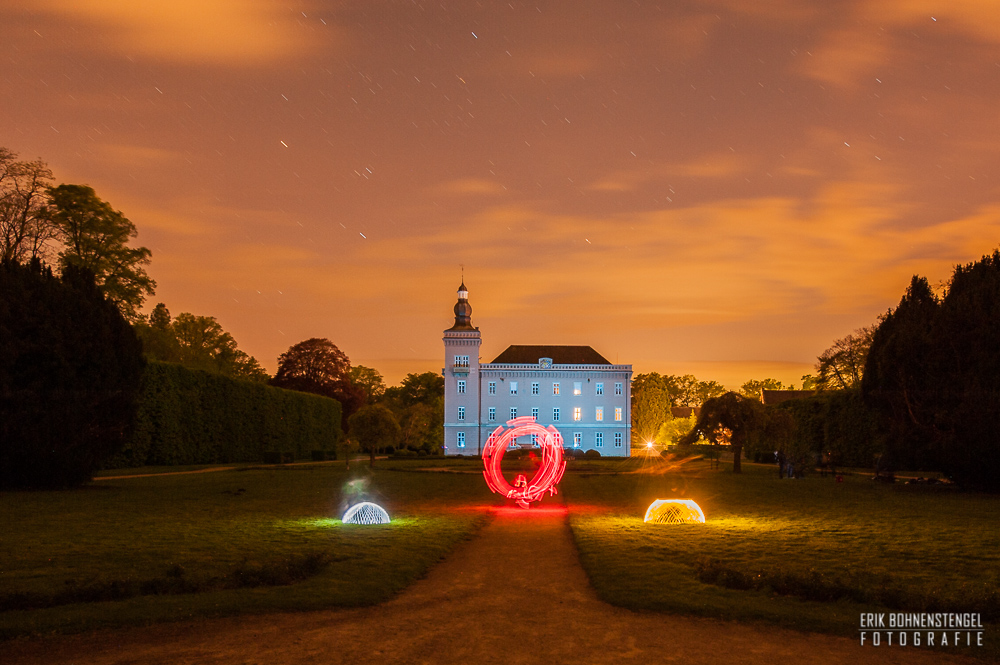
447 279 475 331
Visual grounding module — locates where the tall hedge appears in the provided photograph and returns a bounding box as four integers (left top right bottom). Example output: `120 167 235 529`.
778 388 881 468
105 361 342 468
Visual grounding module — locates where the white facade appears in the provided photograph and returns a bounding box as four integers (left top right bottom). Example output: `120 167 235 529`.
442 284 632 456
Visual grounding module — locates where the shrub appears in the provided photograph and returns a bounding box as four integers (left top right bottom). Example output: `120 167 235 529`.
584 449 602 459
0 261 144 488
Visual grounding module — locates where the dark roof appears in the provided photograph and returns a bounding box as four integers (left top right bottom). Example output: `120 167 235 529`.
761 389 816 405
489 345 612 365
670 406 701 418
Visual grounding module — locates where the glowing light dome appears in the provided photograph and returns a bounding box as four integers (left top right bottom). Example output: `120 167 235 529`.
342 501 391 525
483 417 566 509
644 499 705 524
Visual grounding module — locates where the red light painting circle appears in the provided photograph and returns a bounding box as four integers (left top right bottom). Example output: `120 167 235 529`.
482 417 566 509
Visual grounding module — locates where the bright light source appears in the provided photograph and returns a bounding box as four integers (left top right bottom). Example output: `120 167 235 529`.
644 499 705 524
342 501 391 525
483 417 566 509
646 442 653 448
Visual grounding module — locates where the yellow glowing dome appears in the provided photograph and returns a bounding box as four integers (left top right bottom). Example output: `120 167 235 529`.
644 499 705 524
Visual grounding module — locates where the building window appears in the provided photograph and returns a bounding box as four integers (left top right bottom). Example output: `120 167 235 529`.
595 407 603 421
596 382 604 395
553 408 560 421
454 355 469 368
595 432 604 447
532 407 539 420
510 381 518 395
531 382 539 395
615 432 623 447
488 381 496 395
510 407 517 419
457 432 466 448
615 407 622 422
488 407 496 422
457 380 466 394
615 382 623 396
573 381 582 395
458 406 465 421
573 432 582 447
531 434 539 446
552 382 560 395
573 407 581 421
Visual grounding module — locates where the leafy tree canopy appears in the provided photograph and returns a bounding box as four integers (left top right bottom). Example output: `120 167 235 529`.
348 404 401 467
133 303 268 382
48 184 155 322
270 337 364 428
681 392 762 473
738 378 793 400
350 365 386 403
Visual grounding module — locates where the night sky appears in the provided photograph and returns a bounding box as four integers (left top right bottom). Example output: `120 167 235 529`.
3 1 998 386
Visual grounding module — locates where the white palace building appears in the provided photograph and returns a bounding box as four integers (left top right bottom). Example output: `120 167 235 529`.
442 282 633 457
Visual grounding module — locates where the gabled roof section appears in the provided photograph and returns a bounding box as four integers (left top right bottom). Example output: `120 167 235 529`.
489 345 612 365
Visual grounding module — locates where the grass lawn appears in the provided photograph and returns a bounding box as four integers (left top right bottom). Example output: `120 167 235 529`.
562 456 1000 657
0 461 494 639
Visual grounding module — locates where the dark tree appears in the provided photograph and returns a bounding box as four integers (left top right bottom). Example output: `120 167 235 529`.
0 148 57 264
863 254 1000 490
815 324 877 391
48 184 155 322
680 392 761 473
862 275 941 472
0 259 144 489
348 404 401 467
271 338 363 428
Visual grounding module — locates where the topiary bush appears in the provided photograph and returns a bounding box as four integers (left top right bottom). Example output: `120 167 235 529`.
0 260 144 489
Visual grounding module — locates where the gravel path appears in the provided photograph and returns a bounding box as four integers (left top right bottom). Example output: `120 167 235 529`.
5 504 978 664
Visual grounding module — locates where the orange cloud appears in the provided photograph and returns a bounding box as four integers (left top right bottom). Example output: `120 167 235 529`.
20 0 327 65
796 28 893 90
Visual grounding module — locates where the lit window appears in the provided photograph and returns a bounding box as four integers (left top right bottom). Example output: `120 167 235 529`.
615 432 622 447
615 407 622 422
596 382 604 395
573 432 582 447
532 407 539 420
573 407 581 421
454 355 469 368
488 407 496 422
595 432 604 447
458 406 465 421
595 407 603 421
553 383 560 395
573 381 582 395
488 381 496 395
510 381 518 395
615 382 623 396
457 432 466 448
553 408 560 421
457 380 466 394
531 382 539 395
510 407 517 419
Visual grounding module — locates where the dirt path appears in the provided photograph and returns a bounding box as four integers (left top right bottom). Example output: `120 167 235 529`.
5 505 978 664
